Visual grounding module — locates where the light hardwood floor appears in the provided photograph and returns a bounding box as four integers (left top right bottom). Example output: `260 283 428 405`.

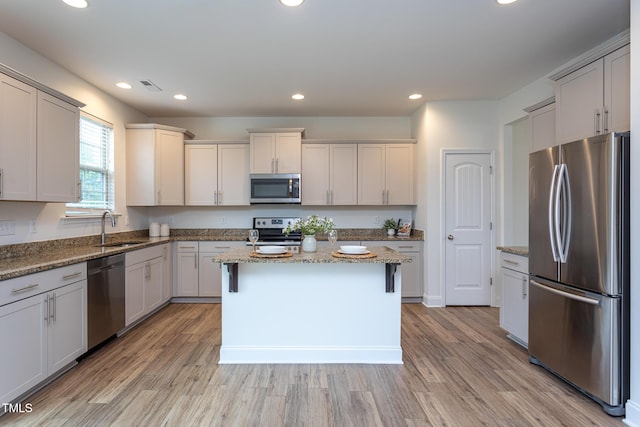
2 303 625 426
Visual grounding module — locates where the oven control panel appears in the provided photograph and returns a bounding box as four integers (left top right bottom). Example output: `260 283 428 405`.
253 217 300 229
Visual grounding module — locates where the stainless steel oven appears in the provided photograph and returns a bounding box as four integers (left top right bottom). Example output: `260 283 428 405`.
250 173 300 204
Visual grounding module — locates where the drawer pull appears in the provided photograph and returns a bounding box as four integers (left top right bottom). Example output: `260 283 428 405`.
179 246 197 250
11 283 39 295
214 246 231 249
503 259 520 266
398 245 414 249
63 272 83 280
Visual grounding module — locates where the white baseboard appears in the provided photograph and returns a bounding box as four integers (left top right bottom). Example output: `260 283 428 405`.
423 294 443 307
624 399 640 427
219 346 403 364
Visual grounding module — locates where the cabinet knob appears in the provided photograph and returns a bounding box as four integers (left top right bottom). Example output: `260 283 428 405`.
447 235 454 241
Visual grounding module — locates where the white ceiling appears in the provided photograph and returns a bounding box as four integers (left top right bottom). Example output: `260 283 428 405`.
0 0 630 117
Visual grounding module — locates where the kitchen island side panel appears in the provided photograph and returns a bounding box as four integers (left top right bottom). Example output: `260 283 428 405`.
219 262 402 364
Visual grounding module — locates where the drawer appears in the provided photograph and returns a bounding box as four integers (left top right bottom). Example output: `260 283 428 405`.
0 262 87 306
199 241 246 252
126 244 166 266
500 252 529 274
175 241 198 253
377 240 422 252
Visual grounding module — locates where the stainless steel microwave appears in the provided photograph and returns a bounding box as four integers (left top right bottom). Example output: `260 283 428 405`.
249 173 301 204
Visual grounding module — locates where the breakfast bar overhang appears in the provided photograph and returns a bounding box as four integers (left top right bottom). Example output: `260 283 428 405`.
213 246 411 364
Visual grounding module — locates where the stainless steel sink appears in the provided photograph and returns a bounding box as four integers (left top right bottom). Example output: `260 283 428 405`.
96 240 148 248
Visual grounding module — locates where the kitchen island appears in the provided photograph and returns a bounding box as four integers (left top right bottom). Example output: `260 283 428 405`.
212 246 411 364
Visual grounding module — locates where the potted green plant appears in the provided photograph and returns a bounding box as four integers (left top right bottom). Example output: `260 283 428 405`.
284 215 334 252
382 218 397 236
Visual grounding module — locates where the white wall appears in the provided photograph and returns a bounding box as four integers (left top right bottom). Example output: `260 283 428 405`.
149 116 411 140
506 117 529 245
410 100 500 307
0 32 150 245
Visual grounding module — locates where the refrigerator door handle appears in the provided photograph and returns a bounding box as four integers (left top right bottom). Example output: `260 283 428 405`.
555 164 571 263
530 280 600 305
548 164 560 262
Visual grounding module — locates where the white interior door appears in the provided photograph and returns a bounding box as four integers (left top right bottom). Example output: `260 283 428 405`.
444 152 492 305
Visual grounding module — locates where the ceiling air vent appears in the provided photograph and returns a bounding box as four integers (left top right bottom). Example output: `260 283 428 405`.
139 80 162 92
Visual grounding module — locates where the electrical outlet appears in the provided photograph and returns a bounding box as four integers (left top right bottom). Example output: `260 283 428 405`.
30 219 37 233
0 220 16 236
373 216 380 226
220 216 226 225
168 216 175 227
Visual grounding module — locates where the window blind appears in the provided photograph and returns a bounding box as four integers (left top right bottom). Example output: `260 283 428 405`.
67 113 114 211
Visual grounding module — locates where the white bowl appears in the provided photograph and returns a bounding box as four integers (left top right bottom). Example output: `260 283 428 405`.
339 245 368 254
258 246 286 254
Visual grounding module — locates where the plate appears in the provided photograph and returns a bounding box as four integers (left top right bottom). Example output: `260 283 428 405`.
339 245 368 254
257 246 286 254
338 249 370 255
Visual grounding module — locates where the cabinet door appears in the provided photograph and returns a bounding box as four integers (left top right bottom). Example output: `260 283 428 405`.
274 133 301 173
155 129 184 205
36 92 79 202
48 281 87 374
358 144 385 205
604 44 630 134
330 144 358 205
555 59 603 144
302 144 330 205
529 103 556 153
175 248 199 297
250 133 276 173
198 253 221 297
162 244 172 302
185 144 218 206
145 257 164 313
386 144 415 205
500 268 529 345
0 294 47 403
125 263 146 326
218 144 250 205
0 73 37 201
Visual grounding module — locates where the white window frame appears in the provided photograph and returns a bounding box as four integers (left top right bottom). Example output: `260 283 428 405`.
66 112 115 215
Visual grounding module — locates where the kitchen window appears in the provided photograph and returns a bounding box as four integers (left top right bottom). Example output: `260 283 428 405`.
66 113 115 213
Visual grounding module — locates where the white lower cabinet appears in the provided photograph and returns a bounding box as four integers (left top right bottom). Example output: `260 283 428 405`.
499 252 529 347
125 244 167 326
0 263 87 403
175 241 246 298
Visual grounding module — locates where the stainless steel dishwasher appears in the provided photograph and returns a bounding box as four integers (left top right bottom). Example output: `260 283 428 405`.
87 253 125 350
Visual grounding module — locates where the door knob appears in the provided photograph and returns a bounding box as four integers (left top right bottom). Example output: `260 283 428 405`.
447 235 454 240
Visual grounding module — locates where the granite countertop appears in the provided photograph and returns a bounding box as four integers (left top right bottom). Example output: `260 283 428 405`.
213 246 412 264
1 228 423 281
497 246 529 256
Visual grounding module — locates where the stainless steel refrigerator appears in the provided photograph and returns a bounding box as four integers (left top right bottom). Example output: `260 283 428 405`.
528 132 630 416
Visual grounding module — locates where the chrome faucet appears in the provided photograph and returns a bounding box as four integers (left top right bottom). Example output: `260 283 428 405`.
101 210 116 246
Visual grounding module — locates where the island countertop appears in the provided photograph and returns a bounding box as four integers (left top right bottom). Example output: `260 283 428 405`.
212 246 412 264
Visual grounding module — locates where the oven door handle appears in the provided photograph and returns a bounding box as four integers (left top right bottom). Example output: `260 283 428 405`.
288 179 293 197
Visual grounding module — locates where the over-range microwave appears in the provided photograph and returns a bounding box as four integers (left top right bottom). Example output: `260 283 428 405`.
249 173 301 204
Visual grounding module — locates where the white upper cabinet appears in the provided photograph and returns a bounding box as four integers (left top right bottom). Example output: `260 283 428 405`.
302 143 357 205
126 124 192 206
358 143 415 205
0 73 37 201
528 102 555 152
555 44 629 144
249 130 302 174
0 69 81 203
185 142 250 206
36 92 80 202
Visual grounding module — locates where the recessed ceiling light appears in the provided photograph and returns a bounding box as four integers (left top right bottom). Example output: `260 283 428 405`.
292 93 305 100
496 0 517 4
62 0 88 8
116 82 132 89
408 94 423 100
280 0 304 6
174 94 188 101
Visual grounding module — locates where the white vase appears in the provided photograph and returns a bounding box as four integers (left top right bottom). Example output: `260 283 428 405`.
387 228 395 236
302 234 317 252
